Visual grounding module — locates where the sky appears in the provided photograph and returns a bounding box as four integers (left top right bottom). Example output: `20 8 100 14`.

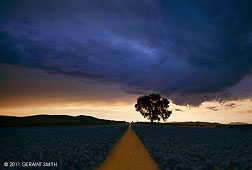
0 0 252 123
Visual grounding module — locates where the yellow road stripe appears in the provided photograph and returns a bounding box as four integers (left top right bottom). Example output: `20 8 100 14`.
97 127 158 170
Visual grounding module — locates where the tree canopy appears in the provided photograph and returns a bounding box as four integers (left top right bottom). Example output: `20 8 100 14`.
135 93 172 124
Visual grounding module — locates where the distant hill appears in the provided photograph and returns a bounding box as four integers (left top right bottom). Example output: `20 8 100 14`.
170 121 221 126
0 115 126 127
229 122 249 125
135 121 252 128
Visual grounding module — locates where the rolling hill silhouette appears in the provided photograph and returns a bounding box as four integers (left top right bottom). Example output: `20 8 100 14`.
0 115 126 127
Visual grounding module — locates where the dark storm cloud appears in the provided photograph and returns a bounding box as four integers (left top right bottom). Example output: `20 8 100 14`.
0 0 252 106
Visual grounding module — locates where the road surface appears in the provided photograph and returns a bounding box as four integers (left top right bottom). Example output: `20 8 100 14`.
98 127 158 170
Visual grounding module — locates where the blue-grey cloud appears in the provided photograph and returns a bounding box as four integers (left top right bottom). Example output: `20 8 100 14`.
0 0 252 106
207 106 219 112
225 103 236 108
175 109 184 112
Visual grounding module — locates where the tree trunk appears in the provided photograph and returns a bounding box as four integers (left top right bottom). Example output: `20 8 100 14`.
151 118 154 124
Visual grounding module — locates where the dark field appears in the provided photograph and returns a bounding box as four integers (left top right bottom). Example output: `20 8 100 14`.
0 125 127 170
133 125 252 170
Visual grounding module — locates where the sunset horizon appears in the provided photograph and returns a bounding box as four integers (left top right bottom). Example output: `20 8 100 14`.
1 63 252 124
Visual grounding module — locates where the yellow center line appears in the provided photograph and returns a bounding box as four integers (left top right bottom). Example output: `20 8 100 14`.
97 127 159 170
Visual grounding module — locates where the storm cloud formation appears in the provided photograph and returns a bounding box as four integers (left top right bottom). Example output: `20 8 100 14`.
0 0 252 106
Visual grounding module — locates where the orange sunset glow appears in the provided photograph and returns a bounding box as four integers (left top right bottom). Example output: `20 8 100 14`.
1 64 252 123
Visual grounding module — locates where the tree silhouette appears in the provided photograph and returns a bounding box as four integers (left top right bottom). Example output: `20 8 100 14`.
135 93 172 124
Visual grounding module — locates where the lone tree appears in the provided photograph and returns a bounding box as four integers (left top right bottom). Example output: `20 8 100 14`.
135 93 172 124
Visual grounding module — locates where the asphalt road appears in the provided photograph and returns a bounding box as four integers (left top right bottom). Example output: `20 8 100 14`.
98 127 158 170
